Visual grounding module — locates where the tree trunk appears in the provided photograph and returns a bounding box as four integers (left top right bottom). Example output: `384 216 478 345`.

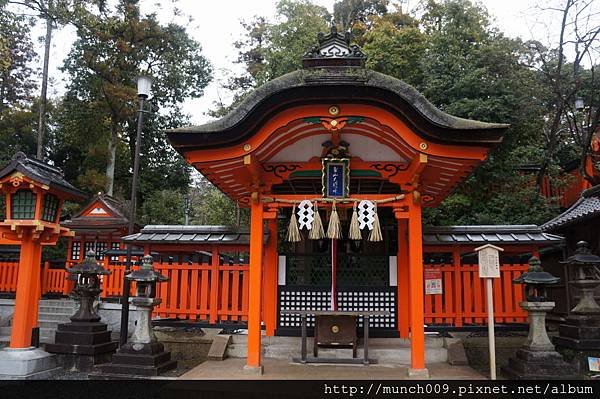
106 121 118 196
36 0 53 160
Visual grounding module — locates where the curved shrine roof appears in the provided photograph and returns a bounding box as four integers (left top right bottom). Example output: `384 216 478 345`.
167 68 507 152
166 27 509 206
542 185 600 232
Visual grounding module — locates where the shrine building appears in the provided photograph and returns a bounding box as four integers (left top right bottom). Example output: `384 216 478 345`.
164 27 513 376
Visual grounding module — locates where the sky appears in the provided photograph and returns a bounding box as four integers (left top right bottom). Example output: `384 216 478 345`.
28 0 569 125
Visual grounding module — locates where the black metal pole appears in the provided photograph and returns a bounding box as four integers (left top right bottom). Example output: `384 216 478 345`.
119 95 146 345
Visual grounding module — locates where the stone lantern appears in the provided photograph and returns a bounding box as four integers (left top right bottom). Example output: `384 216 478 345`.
553 241 600 375
503 256 577 379
512 256 559 302
94 255 176 377
562 241 600 314
45 251 118 371
0 152 86 379
126 255 168 344
68 250 111 321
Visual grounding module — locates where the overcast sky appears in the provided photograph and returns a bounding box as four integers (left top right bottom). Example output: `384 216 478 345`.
30 0 568 125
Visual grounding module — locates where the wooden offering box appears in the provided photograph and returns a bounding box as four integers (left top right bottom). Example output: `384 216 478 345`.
314 314 358 358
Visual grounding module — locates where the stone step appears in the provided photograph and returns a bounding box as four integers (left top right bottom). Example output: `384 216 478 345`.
38 306 75 315
36 313 72 322
226 336 448 364
230 335 445 348
38 299 76 306
207 334 231 360
38 319 65 329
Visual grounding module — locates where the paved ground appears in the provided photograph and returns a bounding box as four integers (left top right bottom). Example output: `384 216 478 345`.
180 358 487 380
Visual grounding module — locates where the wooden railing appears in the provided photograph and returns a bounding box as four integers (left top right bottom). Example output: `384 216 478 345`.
100 261 250 322
0 259 528 326
0 260 18 292
423 262 528 325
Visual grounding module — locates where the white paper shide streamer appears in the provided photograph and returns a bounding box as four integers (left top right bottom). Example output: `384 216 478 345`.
296 200 314 230
357 200 376 230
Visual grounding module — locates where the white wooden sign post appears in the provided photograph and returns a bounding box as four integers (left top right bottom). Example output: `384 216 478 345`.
475 244 504 380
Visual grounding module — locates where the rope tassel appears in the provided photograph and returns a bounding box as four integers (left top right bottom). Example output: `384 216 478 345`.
309 202 324 240
349 202 361 240
327 201 342 239
287 204 302 242
368 203 383 242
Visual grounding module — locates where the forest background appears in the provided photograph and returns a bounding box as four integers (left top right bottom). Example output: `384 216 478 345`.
0 0 598 241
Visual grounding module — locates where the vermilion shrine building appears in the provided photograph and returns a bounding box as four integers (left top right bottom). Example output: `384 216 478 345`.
163 28 532 375
0 28 570 377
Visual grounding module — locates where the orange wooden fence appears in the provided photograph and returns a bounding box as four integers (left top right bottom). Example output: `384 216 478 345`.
98 261 250 322
0 260 528 326
423 262 528 325
0 261 18 293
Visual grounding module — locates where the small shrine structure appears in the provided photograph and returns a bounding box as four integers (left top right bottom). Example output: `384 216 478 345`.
165 27 509 376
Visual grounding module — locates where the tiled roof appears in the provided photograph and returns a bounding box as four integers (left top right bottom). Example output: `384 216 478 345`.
542 185 600 232
0 152 86 200
62 194 130 231
423 225 564 246
122 224 560 247
122 225 266 246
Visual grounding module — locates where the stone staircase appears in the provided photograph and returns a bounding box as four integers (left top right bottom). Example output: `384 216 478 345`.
37 299 77 343
226 335 449 365
0 299 77 345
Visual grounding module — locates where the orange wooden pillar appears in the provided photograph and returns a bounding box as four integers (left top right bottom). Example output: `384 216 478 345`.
396 217 410 339
29 247 43 333
246 195 264 372
408 195 428 377
452 247 463 327
10 232 43 348
263 218 278 336
209 245 220 324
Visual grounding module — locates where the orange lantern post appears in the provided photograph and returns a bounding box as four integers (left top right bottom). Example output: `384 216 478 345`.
0 152 86 379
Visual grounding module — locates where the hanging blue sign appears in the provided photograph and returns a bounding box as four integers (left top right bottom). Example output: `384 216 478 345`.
322 158 349 198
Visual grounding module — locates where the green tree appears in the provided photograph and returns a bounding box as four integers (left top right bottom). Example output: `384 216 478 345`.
363 11 425 86
213 0 330 115
0 8 36 111
61 0 211 196
139 189 184 226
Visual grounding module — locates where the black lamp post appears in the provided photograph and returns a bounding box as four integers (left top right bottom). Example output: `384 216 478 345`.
119 75 153 345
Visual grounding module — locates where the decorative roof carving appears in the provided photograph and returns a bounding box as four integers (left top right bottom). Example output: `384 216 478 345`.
302 25 366 68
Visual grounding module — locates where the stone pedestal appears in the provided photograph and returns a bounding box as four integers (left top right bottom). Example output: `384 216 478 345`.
45 321 118 372
503 302 577 380
0 347 60 379
553 313 600 376
91 297 176 378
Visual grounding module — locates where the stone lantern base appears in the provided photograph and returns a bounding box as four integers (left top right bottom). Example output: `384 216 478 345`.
553 314 600 376
91 341 176 378
45 321 118 372
90 299 176 378
0 347 60 379
502 302 578 380
503 349 578 380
